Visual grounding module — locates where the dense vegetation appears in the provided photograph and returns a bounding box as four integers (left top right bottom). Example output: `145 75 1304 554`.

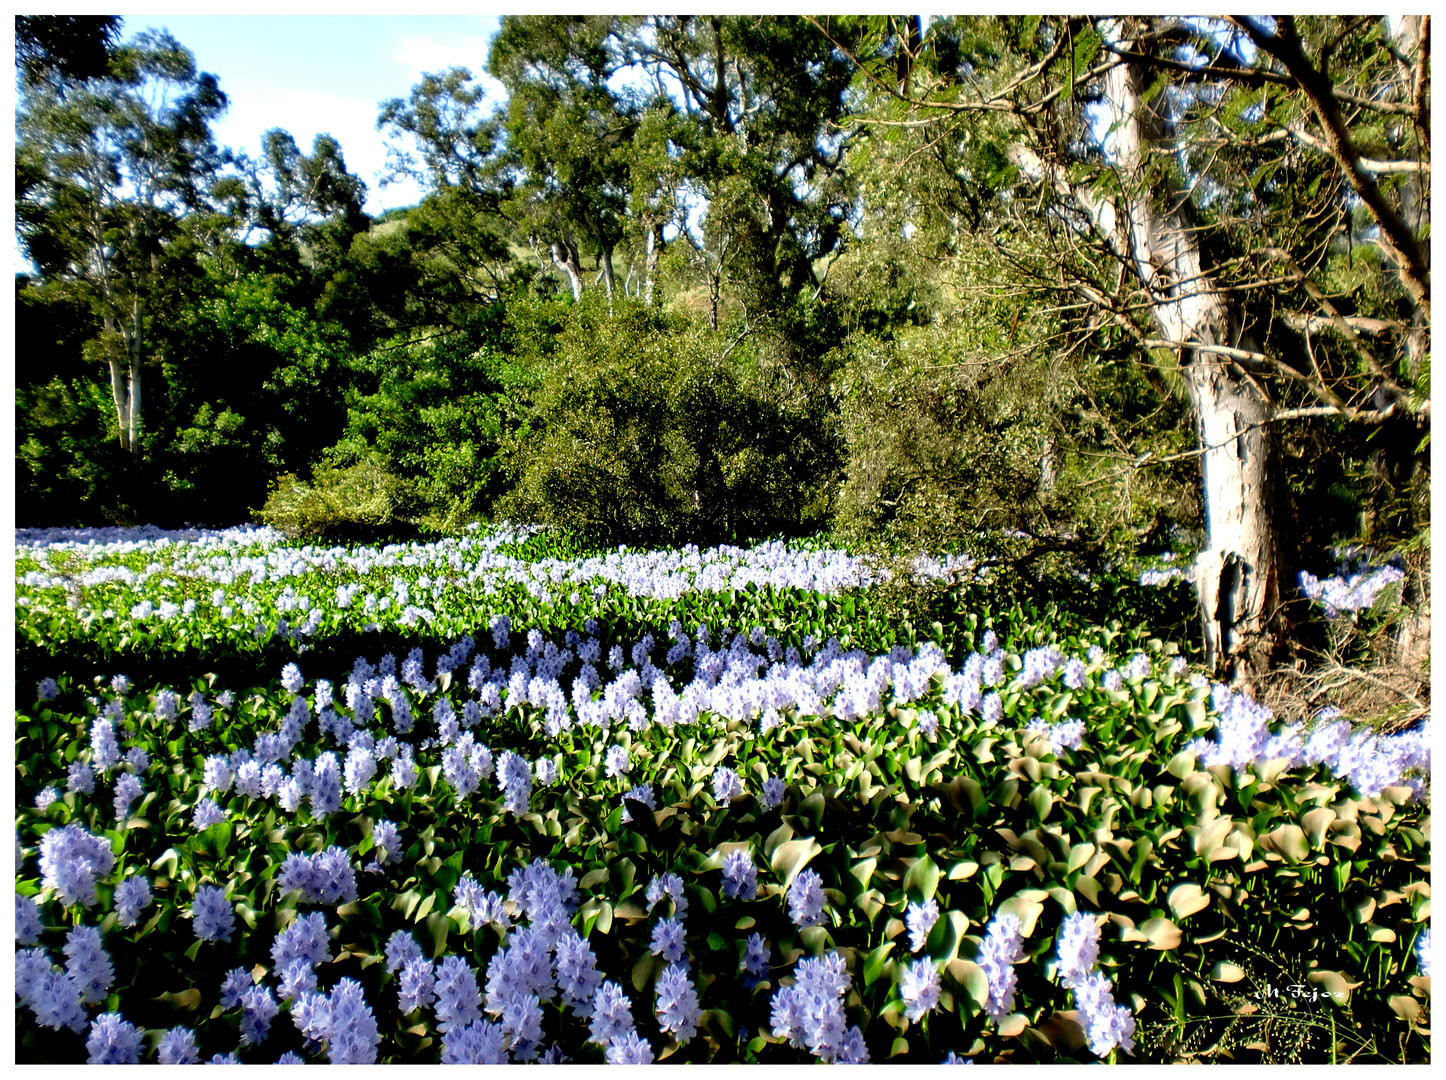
11 13 1431 1067
16 19 1429 639
14 524 1430 1063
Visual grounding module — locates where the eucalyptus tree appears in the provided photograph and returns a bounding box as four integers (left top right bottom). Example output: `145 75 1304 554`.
16 29 228 463
487 15 637 304
824 15 1430 680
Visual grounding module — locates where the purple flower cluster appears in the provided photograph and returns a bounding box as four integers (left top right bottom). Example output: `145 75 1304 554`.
712 765 745 802
899 958 942 1021
277 846 357 905
650 917 688 963
655 962 701 1043
85 1012 144 1063
190 885 236 941
1299 559 1406 618
906 899 940 952
788 868 826 927
63 924 113 1003
114 875 152 926
1054 911 1135 1057
741 932 771 987
16 947 87 1031
1026 716 1085 755
39 823 115 908
978 911 1025 1021
1185 685 1432 800
770 951 869 1062
721 849 758 899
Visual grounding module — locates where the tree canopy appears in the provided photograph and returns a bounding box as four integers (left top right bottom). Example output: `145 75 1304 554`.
15 14 1430 678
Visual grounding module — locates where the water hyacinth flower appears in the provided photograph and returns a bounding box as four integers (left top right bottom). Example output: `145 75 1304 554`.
906 899 940 953
604 743 630 779
190 885 237 941
241 983 282 1045
16 893 45 945
35 786 59 811
762 776 786 810
434 955 483 1032
113 772 142 822
555 929 604 1017
63 924 113 1003
90 717 122 774
1416 928 1431 977
385 929 425 973
650 917 688 964
114 875 152 927
281 663 305 694
158 1027 201 1064
978 912 1025 1021
39 823 116 908
17 950 88 1032
900 958 942 1021
85 1012 144 1064
607 1030 654 1064
588 981 636 1047
497 751 533 815
788 868 826 927
277 846 357 905
321 978 383 1064
66 760 95 795
620 783 655 823
272 911 332 974
721 849 758 900
193 798 227 831
1054 911 1100 985
712 765 745 802
742 933 771 987
645 872 687 916
441 1019 509 1064
37 677 59 701
655 963 701 1043
399 957 436 1015
369 820 403 869
770 951 868 1063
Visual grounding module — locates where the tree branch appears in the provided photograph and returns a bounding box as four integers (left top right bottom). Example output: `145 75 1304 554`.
1233 15 1431 322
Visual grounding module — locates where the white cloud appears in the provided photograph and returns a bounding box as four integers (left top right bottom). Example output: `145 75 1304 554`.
390 35 506 95
215 86 426 212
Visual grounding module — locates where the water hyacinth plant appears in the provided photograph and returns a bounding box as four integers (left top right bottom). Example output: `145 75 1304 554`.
14 524 1431 1063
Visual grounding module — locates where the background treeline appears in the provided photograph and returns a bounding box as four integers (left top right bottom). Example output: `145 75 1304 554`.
15 16 1429 586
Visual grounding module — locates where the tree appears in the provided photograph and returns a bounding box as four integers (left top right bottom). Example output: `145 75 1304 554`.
488 15 636 304
15 15 122 89
825 15 1430 681
17 29 228 464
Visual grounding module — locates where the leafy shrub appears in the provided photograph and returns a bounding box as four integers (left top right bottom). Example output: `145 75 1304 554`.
255 457 403 541
500 296 838 547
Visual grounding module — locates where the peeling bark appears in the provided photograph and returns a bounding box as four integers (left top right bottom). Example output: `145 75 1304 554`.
550 240 584 301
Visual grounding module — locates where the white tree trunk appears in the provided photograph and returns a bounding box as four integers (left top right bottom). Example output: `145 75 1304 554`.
551 241 585 301
1012 35 1285 677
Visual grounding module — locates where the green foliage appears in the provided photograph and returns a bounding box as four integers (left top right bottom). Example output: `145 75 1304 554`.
255 456 404 540
13 529 1431 1064
500 296 838 546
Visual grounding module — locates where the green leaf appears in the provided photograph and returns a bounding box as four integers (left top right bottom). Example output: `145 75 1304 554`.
771 837 823 889
903 854 941 902
1140 917 1182 950
1166 882 1210 919
863 941 894 986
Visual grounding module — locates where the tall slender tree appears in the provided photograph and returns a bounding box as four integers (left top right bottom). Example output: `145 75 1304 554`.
17 28 228 462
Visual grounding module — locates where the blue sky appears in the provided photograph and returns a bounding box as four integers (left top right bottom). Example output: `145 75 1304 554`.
118 13 507 214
